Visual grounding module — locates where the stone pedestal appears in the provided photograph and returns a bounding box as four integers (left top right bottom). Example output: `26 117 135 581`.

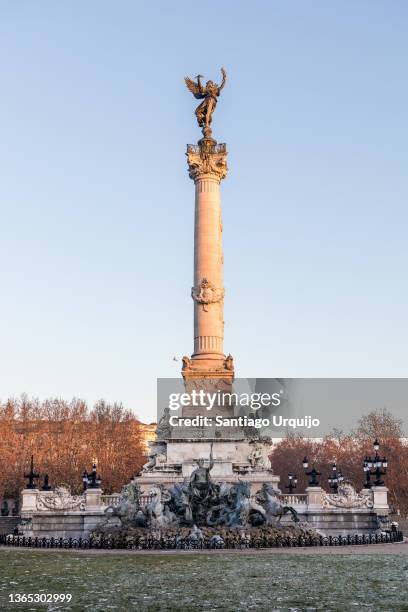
135 437 278 496
85 488 102 511
372 486 389 514
21 488 39 518
305 487 324 509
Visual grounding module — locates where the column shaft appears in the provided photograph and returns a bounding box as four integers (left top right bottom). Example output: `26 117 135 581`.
193 175 224 358
183 139 233 379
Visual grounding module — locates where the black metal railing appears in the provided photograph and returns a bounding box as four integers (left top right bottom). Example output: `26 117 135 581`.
0 531 403 551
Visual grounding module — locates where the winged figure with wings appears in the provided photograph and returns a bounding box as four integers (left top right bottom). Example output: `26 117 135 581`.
185 67 227 133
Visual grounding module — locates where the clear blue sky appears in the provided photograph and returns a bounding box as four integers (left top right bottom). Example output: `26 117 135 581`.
1 1 407 422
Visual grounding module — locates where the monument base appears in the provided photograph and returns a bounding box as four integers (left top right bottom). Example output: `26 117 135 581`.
134 437 278 495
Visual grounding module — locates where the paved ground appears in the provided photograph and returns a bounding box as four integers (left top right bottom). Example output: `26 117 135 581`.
1 547 408 611
1 540 407 556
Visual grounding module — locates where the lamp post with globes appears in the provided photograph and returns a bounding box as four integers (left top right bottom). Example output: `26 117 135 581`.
302 456 321 486
363 456 373 489
285 473 298 494
83 463 102 490
24 455 39 490
363 439 388 487
328 462 344 493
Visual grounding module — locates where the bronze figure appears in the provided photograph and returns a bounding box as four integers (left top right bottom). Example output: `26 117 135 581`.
185 68 227 134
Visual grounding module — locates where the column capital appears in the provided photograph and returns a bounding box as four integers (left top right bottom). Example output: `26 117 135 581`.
186 139 228 182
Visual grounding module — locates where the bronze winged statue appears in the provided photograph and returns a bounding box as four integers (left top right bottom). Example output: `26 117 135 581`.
185 68 227 135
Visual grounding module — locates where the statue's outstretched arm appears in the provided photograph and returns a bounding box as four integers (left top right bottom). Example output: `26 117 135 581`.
196 75 206 96
218 67 227 93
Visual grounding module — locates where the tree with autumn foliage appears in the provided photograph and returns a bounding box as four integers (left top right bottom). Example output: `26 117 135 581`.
269 409 408 515
0 396 147 504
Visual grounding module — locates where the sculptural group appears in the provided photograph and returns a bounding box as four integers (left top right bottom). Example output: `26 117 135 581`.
101 459 299 533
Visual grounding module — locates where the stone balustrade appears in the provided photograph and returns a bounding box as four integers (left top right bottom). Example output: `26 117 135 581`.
280 494 307 506
101 494 121 508
101 493 153 509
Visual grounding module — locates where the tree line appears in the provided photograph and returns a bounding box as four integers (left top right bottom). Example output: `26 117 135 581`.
0 396 146 502
269 409 408 515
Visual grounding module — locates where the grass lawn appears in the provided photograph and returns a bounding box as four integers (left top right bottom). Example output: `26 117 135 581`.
0 549 407 611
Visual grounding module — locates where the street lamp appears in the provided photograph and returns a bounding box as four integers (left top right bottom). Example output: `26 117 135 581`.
328 462 344 493
84 463 102 489
363 456 372 488
285 473 298 494
24 455 39 489
82 470 89 491
363 439 388 487
41 473 52 491
302 456 321 486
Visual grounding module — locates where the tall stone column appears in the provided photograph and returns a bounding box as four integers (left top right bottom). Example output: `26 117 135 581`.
183 136 234 382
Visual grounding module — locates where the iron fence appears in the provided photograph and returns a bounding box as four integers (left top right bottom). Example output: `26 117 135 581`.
0 531 403 551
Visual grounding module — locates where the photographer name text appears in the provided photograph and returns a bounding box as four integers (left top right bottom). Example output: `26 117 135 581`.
168 415 320 430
